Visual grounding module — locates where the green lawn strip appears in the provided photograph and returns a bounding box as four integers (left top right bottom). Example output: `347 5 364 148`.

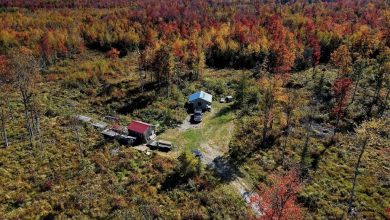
160 102 235 153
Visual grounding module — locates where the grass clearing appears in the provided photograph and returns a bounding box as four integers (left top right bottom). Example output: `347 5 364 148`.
160 102 235 154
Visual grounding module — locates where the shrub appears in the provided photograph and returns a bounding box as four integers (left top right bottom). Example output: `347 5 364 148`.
202 78 226 96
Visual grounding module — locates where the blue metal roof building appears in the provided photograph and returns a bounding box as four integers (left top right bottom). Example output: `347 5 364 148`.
188 91 212 111
188 91 212 103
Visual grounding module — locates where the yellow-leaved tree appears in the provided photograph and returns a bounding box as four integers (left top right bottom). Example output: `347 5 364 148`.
258 75 287 147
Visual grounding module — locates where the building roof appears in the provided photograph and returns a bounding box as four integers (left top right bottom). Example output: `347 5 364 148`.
111 124 128 134
76 115 92 123
188 91 212 103
128 120 152 134
158 140 172 146
118 134 136 141
101 129 119 138
92 121 108 129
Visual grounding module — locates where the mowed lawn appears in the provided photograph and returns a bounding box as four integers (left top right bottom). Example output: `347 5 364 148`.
159 102 236 154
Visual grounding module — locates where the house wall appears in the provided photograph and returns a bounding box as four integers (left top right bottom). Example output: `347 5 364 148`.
190 98 210 111
118 137 134 146
128 130 144 143
145 126 156 142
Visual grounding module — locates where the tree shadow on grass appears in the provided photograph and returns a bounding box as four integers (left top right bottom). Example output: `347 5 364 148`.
209 156 239 182
311 139 336 170
92 139 107 150
116 94 154 114
99 81 159 114
160 172 188 191
212 104 234 119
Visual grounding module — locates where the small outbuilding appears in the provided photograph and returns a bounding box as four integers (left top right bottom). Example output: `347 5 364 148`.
188 91 212 111
128 120 156 143
111 124 128 135
101 129 120 139
92 121 108 130
103 116 120 122
76 115 92 123
117 134 136 146
101 129 136 146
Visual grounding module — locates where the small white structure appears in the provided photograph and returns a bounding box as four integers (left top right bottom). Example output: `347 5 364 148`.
92 121 108 130
188 91 212 111
76 115 92 123
101 129 119 139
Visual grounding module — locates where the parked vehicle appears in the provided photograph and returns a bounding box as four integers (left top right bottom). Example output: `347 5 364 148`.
191 149 203 158
225 96 233 102
220 96 233 103
193 111 203 123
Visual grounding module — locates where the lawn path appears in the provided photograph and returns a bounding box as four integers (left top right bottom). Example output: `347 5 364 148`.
161 103 262 216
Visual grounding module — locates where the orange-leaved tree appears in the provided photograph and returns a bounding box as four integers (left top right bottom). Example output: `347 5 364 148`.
267 14 296 73
258 75 287 146
0 55 11 148
331 45 352 76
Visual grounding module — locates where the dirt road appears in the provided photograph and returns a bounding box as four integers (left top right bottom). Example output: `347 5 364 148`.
167 104 262 216
199 143 262 216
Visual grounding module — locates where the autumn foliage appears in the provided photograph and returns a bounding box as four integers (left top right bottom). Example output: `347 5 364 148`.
106 48 120 59
250 169 302 220
0 0 388 73
0 1 389 218
331 45 352 75
386 207 390 219
0 55 13 89
332 77 353 118
0 55 7 73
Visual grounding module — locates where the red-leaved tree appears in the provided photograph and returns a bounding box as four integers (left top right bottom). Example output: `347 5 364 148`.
309 35 321 71
385 207 390 219
250 169 303 220
306 20 321 73
330 45 353 140
332 77 353 139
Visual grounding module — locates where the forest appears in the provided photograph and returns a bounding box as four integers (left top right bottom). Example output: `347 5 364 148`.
0 0 389 219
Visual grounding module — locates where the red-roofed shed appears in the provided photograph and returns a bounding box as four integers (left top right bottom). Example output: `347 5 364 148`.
127 120 156 143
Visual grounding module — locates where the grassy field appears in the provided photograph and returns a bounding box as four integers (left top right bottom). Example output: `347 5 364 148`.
159 102 235 154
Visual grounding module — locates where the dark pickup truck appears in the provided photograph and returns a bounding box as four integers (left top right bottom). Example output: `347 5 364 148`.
193 109 203 123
